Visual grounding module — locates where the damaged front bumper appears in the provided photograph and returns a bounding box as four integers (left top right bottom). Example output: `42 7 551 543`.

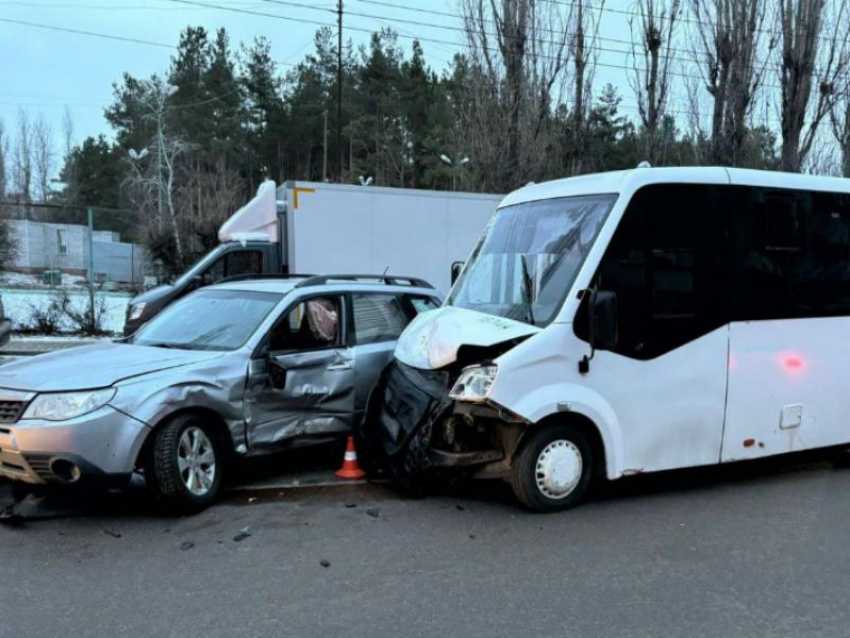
0 401 150 486
365 361 513 480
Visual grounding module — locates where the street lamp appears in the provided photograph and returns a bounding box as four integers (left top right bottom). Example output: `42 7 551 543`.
128 148 150 161
439 153 471 191
359 175 374 186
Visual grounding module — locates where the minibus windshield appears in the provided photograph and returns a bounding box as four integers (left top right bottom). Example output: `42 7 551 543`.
447 194 616 327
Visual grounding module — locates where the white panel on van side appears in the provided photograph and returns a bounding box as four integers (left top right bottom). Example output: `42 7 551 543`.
289 187 375 275
370 194 449 292
722 318 850 462
490 323 729 478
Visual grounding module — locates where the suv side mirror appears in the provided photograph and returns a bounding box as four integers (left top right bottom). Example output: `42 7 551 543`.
591 290 618 351
450 261 464 285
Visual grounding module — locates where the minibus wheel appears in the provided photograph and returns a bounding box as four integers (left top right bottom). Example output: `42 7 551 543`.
510 424 592 512
149 414 224 512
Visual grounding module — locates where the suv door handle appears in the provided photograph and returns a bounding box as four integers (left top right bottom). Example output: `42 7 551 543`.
327 362 352 371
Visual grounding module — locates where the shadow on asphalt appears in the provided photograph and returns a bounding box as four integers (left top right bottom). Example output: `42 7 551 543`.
2 445 848 523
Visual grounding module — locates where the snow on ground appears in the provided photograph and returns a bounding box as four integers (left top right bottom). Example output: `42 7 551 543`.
0 288 131 334
1 271 89 289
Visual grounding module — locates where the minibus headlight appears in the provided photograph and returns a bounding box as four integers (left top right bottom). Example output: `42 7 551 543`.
22 388 117 422
450 365 498 403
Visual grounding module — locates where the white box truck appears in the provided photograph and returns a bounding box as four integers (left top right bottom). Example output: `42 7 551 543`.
124 180 502 334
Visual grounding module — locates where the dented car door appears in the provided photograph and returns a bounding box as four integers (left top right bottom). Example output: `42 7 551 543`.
244 295 356 450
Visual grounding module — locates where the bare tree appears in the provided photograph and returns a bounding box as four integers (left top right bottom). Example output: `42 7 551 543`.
460 0 571 189
177 156 245 251
0 117 7 202
125 77 186 265
832 83 850 177
567 0 605 175
11 109 33 201
62 106 74 161
629 0 682 164
778 0 850 172
32 114 54 202
689 0 776 166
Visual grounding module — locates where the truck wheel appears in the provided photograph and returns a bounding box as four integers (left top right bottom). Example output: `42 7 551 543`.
510 424 593 512
149 414 224 512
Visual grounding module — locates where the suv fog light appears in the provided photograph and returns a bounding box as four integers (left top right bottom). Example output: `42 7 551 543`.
50 459 82 484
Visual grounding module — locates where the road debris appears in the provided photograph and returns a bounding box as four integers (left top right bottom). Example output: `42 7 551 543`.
233 525 251 542
180 541 195 551
103 528 122 539
344 502 357 508
319 559 331 568
366 508 380 518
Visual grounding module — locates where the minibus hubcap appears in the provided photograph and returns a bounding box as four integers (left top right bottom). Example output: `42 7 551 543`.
535 440 582 499
178 427 216 496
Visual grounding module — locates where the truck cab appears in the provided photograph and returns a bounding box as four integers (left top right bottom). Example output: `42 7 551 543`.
124 241 283 335
124 181 284 336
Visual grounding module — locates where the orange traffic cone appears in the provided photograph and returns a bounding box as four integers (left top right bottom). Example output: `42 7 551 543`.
335 436 367 480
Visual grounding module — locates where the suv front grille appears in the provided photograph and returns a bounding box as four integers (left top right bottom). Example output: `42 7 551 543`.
0 401 26 424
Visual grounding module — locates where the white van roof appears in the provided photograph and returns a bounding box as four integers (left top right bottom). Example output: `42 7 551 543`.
499 167 850 208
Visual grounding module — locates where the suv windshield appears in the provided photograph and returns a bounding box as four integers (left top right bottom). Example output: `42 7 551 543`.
132 289 282 351
447 194 617 326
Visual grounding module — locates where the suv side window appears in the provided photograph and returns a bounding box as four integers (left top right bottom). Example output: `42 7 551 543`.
408 295 440 315
352 293 409 345
269 296 342 352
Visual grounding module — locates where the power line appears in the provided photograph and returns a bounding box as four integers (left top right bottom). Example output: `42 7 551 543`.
0 16 174 48
254 0 788 85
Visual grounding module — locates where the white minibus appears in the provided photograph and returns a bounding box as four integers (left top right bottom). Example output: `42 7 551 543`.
364 167 850 511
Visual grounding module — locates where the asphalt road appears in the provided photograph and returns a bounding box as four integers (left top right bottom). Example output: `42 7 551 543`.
3 451 850 638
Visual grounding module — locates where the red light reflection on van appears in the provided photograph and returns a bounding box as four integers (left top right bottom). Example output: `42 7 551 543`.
780 352 806 374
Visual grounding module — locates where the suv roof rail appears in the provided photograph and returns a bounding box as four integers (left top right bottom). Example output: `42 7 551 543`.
219 273 315 284
294 274 435 289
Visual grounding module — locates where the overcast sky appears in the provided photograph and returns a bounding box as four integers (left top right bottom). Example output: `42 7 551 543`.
0 0 646 156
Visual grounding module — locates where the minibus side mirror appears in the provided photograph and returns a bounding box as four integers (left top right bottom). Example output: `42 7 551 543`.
579 289 618 374
450 261 464 285
591 290 618 351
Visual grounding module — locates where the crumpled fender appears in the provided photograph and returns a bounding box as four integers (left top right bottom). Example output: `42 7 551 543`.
109 358 249 452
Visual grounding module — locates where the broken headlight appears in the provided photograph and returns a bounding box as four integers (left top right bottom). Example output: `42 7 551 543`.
449 365 497 403
22 388 117 422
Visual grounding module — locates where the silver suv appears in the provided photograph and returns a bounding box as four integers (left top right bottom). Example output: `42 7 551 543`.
0 275 441 510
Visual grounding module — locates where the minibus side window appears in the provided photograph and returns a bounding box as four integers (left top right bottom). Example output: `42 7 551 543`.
730 189 850 320
575 184 729 360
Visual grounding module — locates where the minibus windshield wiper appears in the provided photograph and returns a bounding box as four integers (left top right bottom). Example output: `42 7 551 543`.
519 253 536 326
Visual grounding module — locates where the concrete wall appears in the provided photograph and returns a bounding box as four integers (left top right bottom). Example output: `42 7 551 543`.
6 220 148 283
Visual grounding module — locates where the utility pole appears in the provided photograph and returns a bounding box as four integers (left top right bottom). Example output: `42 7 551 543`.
337 0 343 182
322 109 328 182
86 206 95 333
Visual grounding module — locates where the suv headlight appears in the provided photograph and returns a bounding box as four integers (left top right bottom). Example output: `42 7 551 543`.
449 365 498 403
22 388 117 422
127 302 147 321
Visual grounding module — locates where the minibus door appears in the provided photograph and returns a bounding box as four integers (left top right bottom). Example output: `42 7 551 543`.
720 188 850 462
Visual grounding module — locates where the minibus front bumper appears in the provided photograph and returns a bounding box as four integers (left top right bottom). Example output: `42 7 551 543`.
364 361 505 478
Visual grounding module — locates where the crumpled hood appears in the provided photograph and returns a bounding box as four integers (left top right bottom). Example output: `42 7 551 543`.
394 306 540 370
0 342 224 392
